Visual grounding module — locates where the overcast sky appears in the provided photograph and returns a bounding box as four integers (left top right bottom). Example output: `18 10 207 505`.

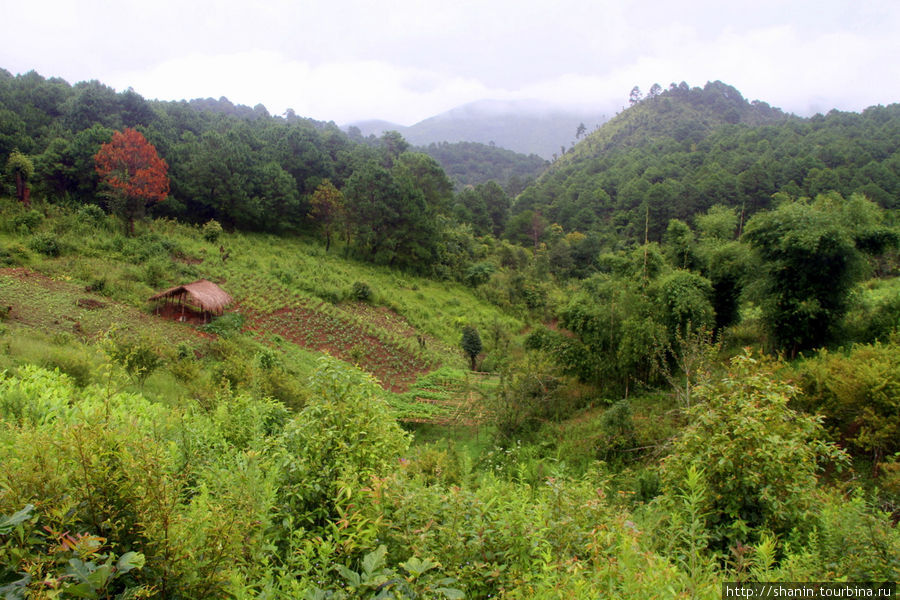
4 0 899 125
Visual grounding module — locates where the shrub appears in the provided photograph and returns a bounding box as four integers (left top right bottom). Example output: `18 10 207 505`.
202 312 245 337
658 351 848 552
277 356 410 527
76 204 107 227
40 348 94 387
28 233 60 257
13 209 43 234
0 243 29 266
464 262 495 287
351 280 373 302
201 219 223 243
794 342 900 462
105 334 162 390
142 257 170 289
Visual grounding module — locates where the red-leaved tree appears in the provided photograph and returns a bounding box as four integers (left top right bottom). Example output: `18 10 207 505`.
94 128 169 234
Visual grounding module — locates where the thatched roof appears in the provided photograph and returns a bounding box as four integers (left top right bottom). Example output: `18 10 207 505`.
149 279 233 314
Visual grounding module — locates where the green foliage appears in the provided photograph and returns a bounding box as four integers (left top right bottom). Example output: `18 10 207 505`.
307 544 465 599
350 280 373 302
460 325 482 371
202 312 246 337
491 354 572 441
421 140 547 192
758 490 900 582
278 356 411 526
5 150 34 181
744 196 871 355
201 218 223 243
12 209 43 234
655 269 714 336
0 501 150 599
658 351 849 552
794 342 900 461
105 332 162 389
521 83 900 244
77 203 108 227
28 232 61 256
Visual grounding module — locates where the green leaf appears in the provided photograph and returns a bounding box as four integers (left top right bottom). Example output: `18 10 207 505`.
63 582 98 599
0 505 34 535
86 564 111 589
335 565 361 588
66 559 94 585
115 551 145 574
435 587 465 599
361 544 387 578
400 556 438 578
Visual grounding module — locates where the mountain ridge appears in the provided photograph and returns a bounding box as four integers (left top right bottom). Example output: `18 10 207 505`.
345 99 612 159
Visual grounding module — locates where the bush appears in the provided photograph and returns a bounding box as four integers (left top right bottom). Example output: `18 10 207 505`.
0 243 29 266
658 351 848 552
351 280 373 302
76 204 107 227
13 209 43 234
40 348 94 387
201 219 223 243
105 334 162 389
202 312 246 337
794 342 900 462
277 356 410 527
28 233 60 257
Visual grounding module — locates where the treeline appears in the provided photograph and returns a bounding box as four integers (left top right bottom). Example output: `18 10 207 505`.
518 80 900 242
1 70 556 278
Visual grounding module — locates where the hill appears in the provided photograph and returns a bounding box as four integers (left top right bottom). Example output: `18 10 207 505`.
347 99 611 159
0 200 522 418
516 81 900 241
418 140 548 193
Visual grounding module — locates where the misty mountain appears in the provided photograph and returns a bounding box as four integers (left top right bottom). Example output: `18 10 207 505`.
346 99 612 159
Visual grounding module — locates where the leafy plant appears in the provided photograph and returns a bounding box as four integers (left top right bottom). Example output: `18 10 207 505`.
351 280 373 303
201 219 223 243
658 351 849 552
28 232 61 256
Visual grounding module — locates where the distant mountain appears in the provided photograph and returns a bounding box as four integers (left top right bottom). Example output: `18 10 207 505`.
346 99 612 159
346 119 406 137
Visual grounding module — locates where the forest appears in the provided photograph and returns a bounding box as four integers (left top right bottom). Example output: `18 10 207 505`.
0 69 899 599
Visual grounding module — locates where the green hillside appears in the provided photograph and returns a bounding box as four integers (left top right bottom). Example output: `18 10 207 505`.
418 140 548 194
516 81 900 242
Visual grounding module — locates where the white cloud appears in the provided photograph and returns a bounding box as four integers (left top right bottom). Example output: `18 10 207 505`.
5 0 900 123
115 51 494 125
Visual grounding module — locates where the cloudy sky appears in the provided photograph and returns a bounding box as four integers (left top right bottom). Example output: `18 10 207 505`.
3 0 899 125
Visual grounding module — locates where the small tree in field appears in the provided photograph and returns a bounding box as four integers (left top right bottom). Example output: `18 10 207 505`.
461 325 482 371
6 150 34 207
309 179 345 251
94 128 169 235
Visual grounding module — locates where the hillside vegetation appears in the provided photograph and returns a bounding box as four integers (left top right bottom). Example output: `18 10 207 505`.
517 81 900 242
1 70 900 599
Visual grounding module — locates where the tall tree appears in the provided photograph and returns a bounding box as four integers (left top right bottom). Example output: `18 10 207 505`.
628 86 643 106
94 128 169 234
743 195 888 356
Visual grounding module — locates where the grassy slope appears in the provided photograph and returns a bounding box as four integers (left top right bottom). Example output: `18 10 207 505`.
0 200 520 425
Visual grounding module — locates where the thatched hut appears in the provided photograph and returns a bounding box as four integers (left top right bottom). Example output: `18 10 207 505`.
149 279 232 322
